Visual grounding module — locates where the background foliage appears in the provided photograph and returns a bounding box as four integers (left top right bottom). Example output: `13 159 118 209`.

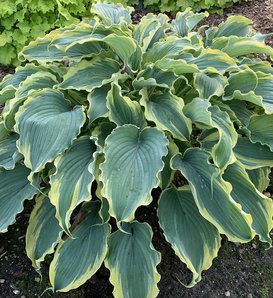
124 0 242 13
0 0 94 66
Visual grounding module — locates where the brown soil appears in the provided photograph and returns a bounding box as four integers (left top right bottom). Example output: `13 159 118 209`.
1 0 273 297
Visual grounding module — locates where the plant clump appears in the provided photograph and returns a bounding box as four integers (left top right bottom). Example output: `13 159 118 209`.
0 2 273 297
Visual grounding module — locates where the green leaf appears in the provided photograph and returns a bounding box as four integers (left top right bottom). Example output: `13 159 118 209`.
247 114 273 151
133 14 167 51
49 201 110 292
160 140 179 189
158 186 221 286
223 68 258 101
133 65 178 90
143 36 194 64
49 137 97 234
26 195 62 269
155 58 199 74
234 137 273 169
87 85 110 123
2 71 58 130
254 73 273 114
100 125 168 222
0 121 9 142
172 9 208 37
223 162 273 244
247 167 271 192
107 83 146 128
215 16 252 38
183 49 237 73
183 97 212 128
0 164 38 233
212 36 273 59
105 221 160 298
0 134 21 170
0 65 48 104
171 148 254 243
15 89 85 172
92 2 133 25
58 58 121 92
194 72 227 100
209 105 237 171
140 90 192 141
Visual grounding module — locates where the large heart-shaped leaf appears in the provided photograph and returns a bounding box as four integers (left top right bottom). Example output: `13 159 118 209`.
171 148 254 242
15 89 85 172
158 186 221 286
105 221 160 298
0 134 21 170
49 137 98 234
0 164 38 233
26 195 62 269
100 125 168 222
223 162 273 244
107 83 146 128
49 201 110 292
140 90 192 141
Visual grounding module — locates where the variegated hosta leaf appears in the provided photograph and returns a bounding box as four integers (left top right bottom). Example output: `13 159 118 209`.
247 114 273 151
234 137 273 169
49 201 110 292
0 134 21 170
142 36 194 65
247 167 271 192
49 137 98 234
158 186 221 286
87 85 110 123
107 83 146 128
0 65 49 104
26 195 62 269
133 13 168 51
15 89 85 172
184 100 237 171
105 221 160 298
140 90 192 141
226 100 253 127
0 164 38 233
91 2 133 25
194 72 227 100
58 58 122 92
2 71 58 130
209 105 237 171
155 58 199 74
0 121 9 142
172 8 208 37
133 65 178 90
223 162 273 244
214 16 253 38
160 140 179 189
19 25 100 62
254 73 273 114
171 148 255 242
15 71 58 99
183 97 212 128
100 125 168 222
223 68 258 101
211 36 273 59
92 121 116 148
180 49 237 73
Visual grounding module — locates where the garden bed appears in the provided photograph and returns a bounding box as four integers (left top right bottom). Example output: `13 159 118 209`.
0 0 273 297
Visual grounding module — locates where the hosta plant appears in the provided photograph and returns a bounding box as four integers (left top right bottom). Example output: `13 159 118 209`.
1 2 273 296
